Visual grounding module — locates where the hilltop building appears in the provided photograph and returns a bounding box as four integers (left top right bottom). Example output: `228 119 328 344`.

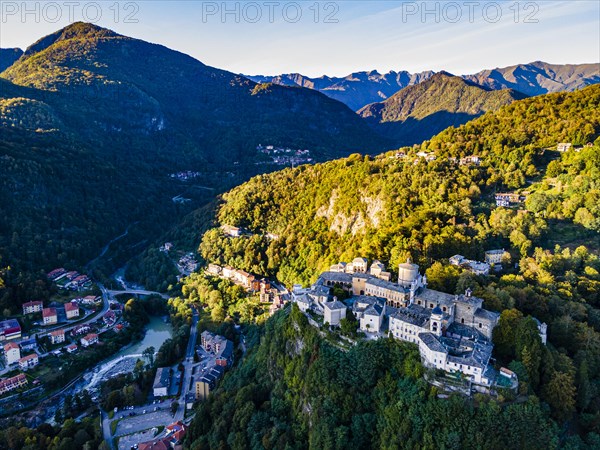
293 257 506 388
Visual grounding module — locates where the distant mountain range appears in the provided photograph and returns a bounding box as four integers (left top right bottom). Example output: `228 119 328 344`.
248 62 600 111
249 70 434 111
358 72 527 146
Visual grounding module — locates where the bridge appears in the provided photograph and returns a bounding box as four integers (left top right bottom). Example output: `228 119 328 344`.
107 289 171 300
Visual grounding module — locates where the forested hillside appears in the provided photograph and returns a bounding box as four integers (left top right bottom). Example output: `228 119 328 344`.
186 305 572 449
0 22 388 314
358 72 526 146
189 85 600 442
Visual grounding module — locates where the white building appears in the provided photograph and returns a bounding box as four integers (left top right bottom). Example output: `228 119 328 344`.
42 308 58 325
80 333 98 347
3 342 20 365
19 353 39 370
352 296 386 333
50 329 66 345
323 301 347 326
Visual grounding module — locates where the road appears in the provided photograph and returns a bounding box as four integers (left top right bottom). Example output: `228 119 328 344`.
174 307 200 421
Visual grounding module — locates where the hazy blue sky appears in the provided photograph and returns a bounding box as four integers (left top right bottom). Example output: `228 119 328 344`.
1 1 598 76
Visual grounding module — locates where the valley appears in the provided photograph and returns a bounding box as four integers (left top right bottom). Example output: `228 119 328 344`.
0 15 599 450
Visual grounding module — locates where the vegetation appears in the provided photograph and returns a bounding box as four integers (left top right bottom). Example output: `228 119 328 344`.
359 72 527 145
192 85 600 443
185 305 580 449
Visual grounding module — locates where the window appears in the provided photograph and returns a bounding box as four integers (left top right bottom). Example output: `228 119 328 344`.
430 303 434 308
443 307 447 312
461 318 464 324
479 323 482 328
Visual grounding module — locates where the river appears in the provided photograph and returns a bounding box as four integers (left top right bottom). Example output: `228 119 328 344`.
83 316 173 392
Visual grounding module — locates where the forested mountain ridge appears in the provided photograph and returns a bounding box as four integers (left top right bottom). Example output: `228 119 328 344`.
248 61 599 111
1 22 386 160
201 85 599 285
464 61 600 97
184 84 600 445
358 72 527 146
0 22 388 313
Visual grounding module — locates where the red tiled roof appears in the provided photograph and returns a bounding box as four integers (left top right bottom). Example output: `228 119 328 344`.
42 308 57 318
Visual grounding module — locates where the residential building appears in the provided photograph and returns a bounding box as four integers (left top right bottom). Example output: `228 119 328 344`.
50 329 66 345
0 319 22 341
19 353 39 370
22 301 43 315
80 333 98 347
194 366 225 401
81 295 99 306
64 302 80 319
221 224 242 237
557 142 572 152
66 343 78 353
323 300 347 326
200 331 234 367
3 342 21 365
0 373 27 395
42 308 58 325
484 249 508 265
495 192 526 208
449 255 490 276
153 367 170 397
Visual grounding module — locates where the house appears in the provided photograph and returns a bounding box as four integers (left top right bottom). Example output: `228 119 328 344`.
557 142 572 152
71 324 91 336
22 301 43 315
295 294 311 312
47 268 66 280
221 224 242 237
3 342 21 365
19 338 37 352
50 329 66 345
495 192 526 208
19 353 39 370
351 257 368 273
533 318 548 345
153 367 170 397
159 242 174 253
42 308 58 325
323 300 347 326
80 333 98 347
449 255 490 275
139 421 187 450
66 343 78 353
484 249 507 265
449 255 465 266
103 310 116 325
207 264 222 276
0 373 28 395
64 302 80 319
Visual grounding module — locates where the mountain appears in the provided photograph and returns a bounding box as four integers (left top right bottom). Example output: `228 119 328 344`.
0 48 23 72
183 87 600 443
2 22 386 161
465 61 600 97
248 70 435 111
0 22 388 309
248 62 599 110
358 72 527 146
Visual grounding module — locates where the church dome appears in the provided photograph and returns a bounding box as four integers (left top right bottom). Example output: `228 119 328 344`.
432 305 442 315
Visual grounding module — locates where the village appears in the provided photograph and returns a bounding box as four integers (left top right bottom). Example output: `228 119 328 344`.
256 144 314 166
0 268 123 401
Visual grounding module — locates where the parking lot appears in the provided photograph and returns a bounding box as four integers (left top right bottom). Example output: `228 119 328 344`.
113 403 174 437
117 429 158 450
